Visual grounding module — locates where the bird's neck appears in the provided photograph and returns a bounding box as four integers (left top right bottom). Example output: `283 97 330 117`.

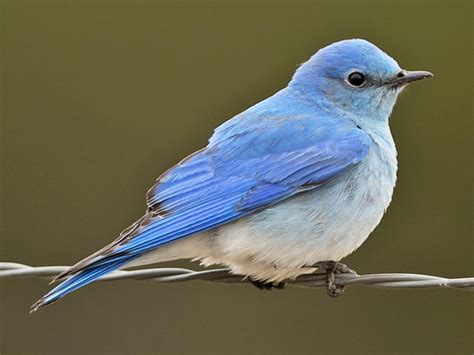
288 84 397 124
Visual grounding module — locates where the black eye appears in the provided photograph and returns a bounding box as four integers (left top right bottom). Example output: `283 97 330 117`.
347 72 366 87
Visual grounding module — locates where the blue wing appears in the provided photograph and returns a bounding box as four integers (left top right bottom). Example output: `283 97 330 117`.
31 94 371 311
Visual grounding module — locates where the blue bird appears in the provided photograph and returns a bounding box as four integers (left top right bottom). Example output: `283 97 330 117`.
31 39 432 311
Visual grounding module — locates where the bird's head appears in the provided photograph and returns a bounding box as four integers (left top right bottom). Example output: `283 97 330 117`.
290 39 432 121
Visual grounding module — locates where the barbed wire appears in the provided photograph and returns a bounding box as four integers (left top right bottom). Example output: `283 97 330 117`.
1 262 473 292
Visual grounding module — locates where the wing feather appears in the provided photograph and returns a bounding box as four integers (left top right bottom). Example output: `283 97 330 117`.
32 110 371 310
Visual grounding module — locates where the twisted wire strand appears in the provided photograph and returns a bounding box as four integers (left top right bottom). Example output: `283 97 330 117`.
1 262 473 291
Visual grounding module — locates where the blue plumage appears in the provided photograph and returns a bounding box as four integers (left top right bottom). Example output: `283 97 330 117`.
31 39 432 311
32 89 369 310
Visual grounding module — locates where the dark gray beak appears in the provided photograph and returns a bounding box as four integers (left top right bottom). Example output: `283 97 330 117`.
387 70 433 87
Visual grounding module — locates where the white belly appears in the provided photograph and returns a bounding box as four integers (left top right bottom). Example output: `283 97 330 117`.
129 134 397 282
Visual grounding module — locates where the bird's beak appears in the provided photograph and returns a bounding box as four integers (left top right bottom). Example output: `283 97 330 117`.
387 70 433 87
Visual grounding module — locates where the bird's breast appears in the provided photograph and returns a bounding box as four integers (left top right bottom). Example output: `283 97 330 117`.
212 128 398 272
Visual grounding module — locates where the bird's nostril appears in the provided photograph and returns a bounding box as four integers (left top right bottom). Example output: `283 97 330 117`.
396 71 406 78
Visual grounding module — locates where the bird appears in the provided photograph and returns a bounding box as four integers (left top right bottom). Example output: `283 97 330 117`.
31 38 432 312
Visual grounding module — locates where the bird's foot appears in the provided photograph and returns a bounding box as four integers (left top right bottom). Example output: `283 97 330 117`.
314 260 357 275
273 282 287 289
250 279 287 290
313 261 357 297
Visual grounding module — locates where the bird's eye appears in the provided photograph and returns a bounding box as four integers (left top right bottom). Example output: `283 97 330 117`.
347 72 367 87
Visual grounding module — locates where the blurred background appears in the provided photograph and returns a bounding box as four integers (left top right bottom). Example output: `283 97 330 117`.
1 0 472 354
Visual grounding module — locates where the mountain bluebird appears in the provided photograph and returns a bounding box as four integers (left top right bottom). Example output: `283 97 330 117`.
32 39 432 311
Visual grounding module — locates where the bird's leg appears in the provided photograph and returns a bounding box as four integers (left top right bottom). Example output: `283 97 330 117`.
273 282 287 289
314 260 357 275
250 279 287 290
313 260 357 297
250 279 273 290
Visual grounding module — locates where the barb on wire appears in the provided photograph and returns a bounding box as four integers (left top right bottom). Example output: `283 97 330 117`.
0 262 473 291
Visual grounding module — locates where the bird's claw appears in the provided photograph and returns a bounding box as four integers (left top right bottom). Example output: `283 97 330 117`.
250 279 287 290
314 260 357 274
313 260 357 297
325 268 346 297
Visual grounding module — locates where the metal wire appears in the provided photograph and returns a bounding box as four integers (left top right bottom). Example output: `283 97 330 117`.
1 262 473 291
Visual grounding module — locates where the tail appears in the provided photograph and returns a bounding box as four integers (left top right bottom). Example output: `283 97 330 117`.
30 254 136 313
30 215 151 312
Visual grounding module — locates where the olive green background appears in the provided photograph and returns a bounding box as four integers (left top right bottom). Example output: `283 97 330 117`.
0 0 472 354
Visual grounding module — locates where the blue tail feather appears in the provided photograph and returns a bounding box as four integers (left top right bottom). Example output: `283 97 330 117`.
30 255 135 312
